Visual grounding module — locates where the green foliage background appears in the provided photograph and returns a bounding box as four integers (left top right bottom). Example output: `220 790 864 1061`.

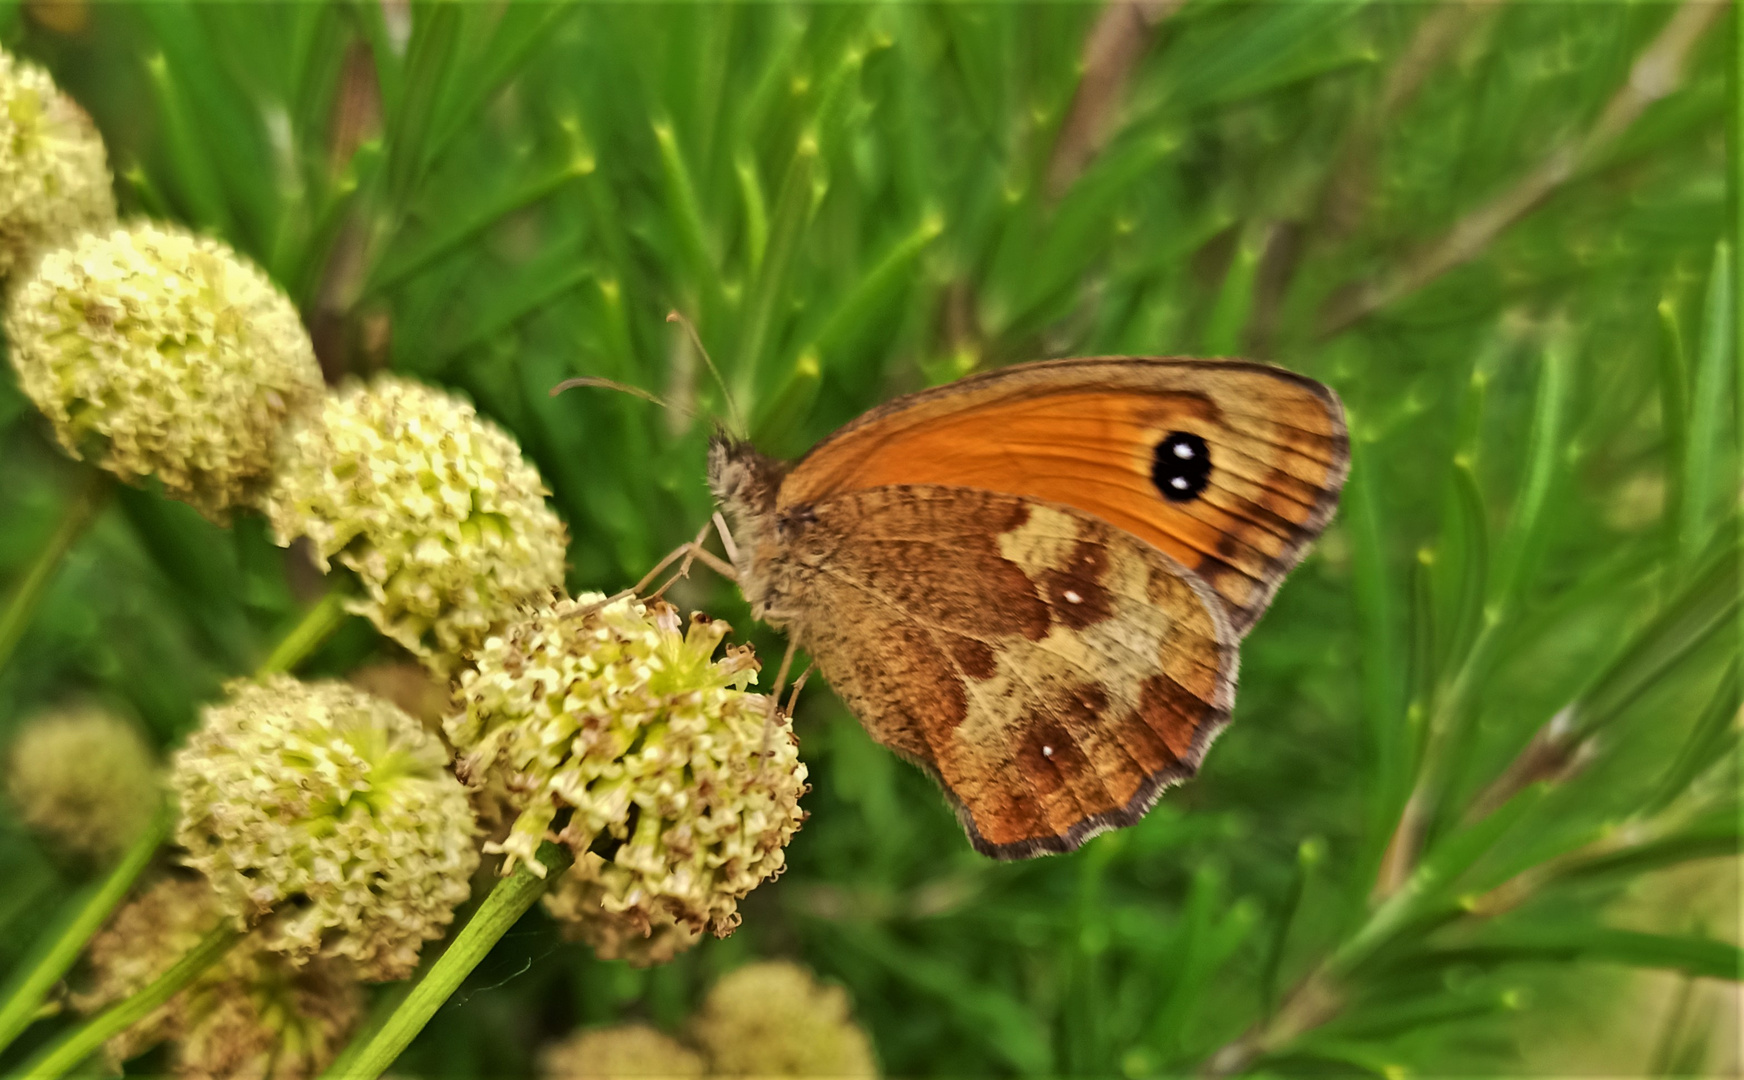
0 1 1739 1076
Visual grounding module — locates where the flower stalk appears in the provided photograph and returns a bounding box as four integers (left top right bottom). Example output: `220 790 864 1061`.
254 587 351 677
0 468 108 674
0 795 170 1055
320 841 574 1080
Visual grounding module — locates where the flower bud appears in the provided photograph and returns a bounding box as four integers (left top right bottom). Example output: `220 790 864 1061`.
5 221 322 519
448 595 807 948
540 1023 704 1080
0 48 114 278
171 676 478 980
74 875 362 1078
5 704 157 862
264 375 569 672
691 961 878 1078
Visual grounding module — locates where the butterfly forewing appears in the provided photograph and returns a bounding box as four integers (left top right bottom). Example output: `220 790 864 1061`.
777 357 1349 635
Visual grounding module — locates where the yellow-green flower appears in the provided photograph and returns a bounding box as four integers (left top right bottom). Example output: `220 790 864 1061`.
264 374 569 672
540 1023 705 1080
74 875 362 1079
0 48 115 279
691 961 878 1078
5 704 157 862
448 595 807 948
5 221 322 519
171 676 478 980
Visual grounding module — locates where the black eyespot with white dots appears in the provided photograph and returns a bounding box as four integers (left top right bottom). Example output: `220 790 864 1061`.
1152 431 1210 502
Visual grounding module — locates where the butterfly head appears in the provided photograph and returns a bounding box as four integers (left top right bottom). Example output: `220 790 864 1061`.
706 435 788 580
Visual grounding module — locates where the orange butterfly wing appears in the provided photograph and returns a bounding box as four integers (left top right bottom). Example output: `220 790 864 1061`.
757 485 1238 858
778 357 1349 635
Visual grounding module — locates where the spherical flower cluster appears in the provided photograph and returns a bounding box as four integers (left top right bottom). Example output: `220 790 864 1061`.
171 676 479 980
540 1023 705 1080
74 875 362 1079
447 595 808 948
5 704 157 862
264 375 569 672
5 222 322 519
541 853 702 966
691 962 878 1078
0 48 115 279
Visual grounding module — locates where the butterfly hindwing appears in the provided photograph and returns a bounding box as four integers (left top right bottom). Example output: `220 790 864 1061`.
756 484 1239 858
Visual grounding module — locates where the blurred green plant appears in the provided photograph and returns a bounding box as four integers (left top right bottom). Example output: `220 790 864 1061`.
0 1 1736 1078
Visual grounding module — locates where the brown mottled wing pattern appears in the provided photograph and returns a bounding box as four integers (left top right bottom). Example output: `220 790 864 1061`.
777 357 1349 636
768 485 1239 858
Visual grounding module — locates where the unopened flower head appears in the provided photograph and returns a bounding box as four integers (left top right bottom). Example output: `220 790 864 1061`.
74 875 362 1078
5 222 322 519
540 1023 705 1080
691 961 878 1078
0 48 115 278
264 375 568 672
172 676 479 980
172 961 361 1080
6 704 157 862
542 853 702 967
448 595 808 945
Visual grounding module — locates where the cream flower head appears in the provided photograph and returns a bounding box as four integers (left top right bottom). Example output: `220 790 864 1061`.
0 48 115 278
691 961 878 1078
448 595 808 948
4 221 322 519
171 676 479 980
540 1023 705 1080
6 703 158 862
74 875 362 1079
264 374 569 673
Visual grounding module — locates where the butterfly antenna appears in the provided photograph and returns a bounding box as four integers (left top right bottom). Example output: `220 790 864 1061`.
549 376 698 422
667 310 746 438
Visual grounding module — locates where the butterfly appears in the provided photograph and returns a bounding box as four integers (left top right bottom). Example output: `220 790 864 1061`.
708 357 1348 859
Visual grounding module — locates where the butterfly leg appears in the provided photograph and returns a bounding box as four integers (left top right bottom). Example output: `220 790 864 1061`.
629 523 711 596
576 521 739 619
757 637 801 770
766 636 797 711
712 510 741 566
785 665 813 718
647 522 738 600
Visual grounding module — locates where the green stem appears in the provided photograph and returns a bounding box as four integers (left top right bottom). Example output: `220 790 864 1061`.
15 923 240 1080
321 843 574 1080
0 798 173 1055
0 469 110 673
256 588 350 677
